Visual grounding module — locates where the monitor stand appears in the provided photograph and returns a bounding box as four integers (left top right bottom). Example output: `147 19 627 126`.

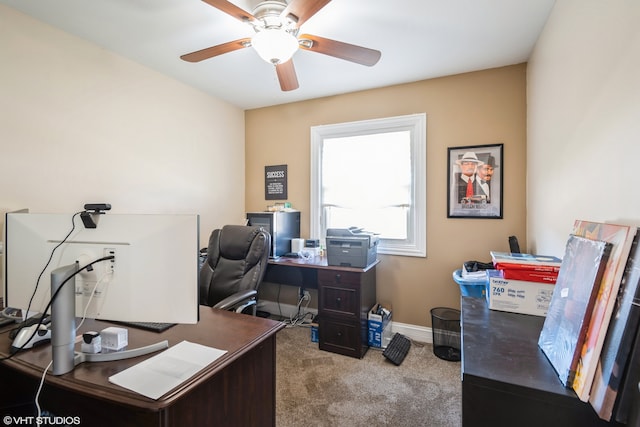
50 264 168 376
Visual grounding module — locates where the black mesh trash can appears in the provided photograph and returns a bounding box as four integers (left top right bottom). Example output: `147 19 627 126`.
430 307 461 361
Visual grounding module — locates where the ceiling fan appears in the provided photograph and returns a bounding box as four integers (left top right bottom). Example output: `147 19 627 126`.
180 0 382 91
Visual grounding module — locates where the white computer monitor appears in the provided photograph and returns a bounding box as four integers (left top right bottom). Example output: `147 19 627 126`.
3 211 200 324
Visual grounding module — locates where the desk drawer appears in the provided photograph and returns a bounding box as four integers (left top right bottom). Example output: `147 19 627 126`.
319 318 361 358
319 284 359 317
318 270 361 286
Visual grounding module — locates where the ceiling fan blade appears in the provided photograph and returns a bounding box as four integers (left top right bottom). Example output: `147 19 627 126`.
201 0 257 24
180 38 252 62
281 0 332 28
276 60 299 91
298 34 381 66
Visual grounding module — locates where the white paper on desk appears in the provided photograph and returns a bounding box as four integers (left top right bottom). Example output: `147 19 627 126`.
108 340 227 400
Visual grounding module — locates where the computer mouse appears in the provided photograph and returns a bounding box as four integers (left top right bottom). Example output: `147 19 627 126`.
10 324 51 354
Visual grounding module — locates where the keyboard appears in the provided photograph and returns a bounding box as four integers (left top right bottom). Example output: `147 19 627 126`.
113 321 176 333
383 333 411 366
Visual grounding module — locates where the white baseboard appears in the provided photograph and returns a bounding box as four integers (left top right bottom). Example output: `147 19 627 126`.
389 321 433 344
257 301 434 344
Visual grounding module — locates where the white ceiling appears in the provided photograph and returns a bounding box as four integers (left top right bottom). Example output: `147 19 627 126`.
1 0 556 110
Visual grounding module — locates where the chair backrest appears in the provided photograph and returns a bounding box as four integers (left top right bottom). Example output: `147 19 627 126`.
199 225 271 307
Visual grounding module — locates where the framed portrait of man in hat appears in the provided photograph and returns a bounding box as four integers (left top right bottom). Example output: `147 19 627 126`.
447 144 503 218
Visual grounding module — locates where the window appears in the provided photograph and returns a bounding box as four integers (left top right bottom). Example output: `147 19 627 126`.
310 113 426 257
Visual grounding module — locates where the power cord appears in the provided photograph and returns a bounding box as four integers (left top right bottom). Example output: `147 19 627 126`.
0 255 114 362
1 211 82 342
23 211 83 321
284 291 314 328
35 360 53 418
76 270 111 331
34 266 113 418
276 284 284 320
271 285 314 327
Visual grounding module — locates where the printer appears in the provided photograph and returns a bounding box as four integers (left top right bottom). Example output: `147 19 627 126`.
326 228 379 268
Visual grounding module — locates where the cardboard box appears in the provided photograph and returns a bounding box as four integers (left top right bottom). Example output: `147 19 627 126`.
368 305 392 348
486 276 554 317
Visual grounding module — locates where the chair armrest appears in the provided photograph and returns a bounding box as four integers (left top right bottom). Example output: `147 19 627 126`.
213 289 258 311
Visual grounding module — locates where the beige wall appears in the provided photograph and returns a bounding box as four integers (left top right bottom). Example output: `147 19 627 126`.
527 0 640 256
246 65 527 327
0 5 247 234
1 6 247 299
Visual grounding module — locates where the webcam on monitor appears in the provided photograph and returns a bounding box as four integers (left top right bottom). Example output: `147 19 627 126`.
81 203 111 228
84 203 111 212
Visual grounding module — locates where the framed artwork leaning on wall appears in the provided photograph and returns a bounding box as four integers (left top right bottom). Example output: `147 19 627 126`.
447 143 503 219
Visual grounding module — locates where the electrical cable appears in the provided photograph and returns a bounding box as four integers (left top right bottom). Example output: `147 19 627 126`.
270 284 315 326
34 268 111 417
0 255 114 362
35 360 53 418
1 211 81 352
41 256 114 329
284 291 314 328
23 211 83 320
76 271 110 332
276 284 283 320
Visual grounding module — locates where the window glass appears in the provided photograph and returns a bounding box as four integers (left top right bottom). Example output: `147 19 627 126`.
310 114 426 257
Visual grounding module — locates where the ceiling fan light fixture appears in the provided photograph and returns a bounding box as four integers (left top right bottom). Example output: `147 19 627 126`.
251 28 299 65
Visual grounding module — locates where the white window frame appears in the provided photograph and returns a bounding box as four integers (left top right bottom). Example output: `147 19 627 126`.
310 113 426 257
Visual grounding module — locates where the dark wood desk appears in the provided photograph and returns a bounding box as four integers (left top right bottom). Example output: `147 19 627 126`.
0 307 284 427
461 297 622 427
266 257 378 358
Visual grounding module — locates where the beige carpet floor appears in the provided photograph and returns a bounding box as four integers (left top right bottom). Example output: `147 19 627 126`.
275 325 462 427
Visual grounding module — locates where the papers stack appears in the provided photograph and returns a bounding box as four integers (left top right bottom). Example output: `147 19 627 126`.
490 251 561 284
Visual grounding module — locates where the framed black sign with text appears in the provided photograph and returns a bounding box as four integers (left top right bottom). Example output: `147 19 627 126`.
265 164 287 200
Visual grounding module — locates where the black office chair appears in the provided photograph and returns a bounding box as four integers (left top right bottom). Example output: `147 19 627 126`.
199 225 271 315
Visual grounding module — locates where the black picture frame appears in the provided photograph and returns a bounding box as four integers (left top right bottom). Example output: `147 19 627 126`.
265 164 288 200
447 144 503 219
